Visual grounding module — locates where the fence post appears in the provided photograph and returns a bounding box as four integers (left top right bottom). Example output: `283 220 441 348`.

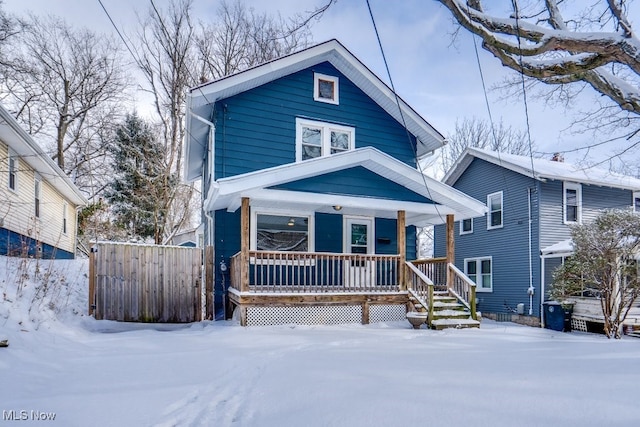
205 246 214 320
88 245 96 316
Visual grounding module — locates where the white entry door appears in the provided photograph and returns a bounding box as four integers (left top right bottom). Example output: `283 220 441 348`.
344 217 375 287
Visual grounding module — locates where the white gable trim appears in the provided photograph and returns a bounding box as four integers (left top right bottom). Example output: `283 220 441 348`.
205 147 487 225
0 105 87 206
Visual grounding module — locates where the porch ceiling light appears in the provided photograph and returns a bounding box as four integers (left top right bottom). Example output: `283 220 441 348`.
333 205 342 211
287 218 295 226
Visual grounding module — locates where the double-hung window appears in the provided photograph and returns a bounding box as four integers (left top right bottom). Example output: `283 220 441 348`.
62 202 68 235
487 191 503 229
465 257 492 292
563 182 581 224
34 175 41 218
633 191 640 213
8 150 17 191
296 118 354 162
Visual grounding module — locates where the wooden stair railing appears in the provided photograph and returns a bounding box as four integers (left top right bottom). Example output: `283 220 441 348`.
405 261 435 325
448 263 478 321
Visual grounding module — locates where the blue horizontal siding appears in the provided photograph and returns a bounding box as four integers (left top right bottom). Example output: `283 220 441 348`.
272 167 434 203
435 158 541 317
214 62 418 179
539 180 633 249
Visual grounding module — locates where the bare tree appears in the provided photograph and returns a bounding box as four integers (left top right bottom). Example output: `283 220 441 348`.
195 0 312 81
0 1 19 63
132 0 319 243
0 13 128 198
436 1 640 154
442 117 533 172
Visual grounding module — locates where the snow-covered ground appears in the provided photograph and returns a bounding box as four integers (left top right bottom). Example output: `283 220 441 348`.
1 255 639 427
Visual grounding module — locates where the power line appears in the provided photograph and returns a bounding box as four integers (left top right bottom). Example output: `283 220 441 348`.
365 0 446 225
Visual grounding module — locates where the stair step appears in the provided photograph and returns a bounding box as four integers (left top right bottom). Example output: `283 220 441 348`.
431 318 481 330
433 301 466 310
433 296 457 303
431 309 471 320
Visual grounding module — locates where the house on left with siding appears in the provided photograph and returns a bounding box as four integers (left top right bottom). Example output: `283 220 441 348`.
0 104 87 259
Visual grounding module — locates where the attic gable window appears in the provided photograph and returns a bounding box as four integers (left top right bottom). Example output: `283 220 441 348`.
296 118 354 162
563 182 582 224
313 73 339 105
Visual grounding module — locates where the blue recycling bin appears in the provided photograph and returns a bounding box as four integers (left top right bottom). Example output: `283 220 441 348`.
543 301 573 332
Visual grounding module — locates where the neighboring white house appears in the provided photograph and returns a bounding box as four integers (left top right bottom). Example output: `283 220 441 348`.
0 104 87 259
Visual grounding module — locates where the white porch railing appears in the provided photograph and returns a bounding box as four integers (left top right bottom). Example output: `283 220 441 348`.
230 250 401 293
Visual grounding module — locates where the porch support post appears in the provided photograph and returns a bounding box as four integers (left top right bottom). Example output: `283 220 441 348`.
397 210 406 290
446 214 455 291
240 197 250 293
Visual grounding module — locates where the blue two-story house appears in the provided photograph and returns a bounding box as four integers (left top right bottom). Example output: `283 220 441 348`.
434 147 640 326
184 39 487 326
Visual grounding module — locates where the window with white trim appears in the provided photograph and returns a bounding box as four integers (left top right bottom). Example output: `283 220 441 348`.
563 182 582 224
251 210 314 252
460 218 473 235
8 150 17 191
62 201 68 235
487 191 503 229
633 191 640 213
465 257 492 292
296 118 354 162
34 175 41 218
313 73 339 105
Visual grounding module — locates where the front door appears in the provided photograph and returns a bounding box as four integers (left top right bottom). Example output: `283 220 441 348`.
343 217 375 287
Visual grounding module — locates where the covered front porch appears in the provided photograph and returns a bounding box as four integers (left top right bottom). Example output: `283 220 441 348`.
206 148 487 326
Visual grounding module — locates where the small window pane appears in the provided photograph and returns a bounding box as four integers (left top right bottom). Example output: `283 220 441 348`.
491 211 502 227
481 259 491 274
466 260 476 275
330 131 350 153
566 189 577 206
462 218 472 233
301 127 321 146
490 195 501 211
318 79 335 100
481 274 491 289
635 197 640 212
566 206 577 222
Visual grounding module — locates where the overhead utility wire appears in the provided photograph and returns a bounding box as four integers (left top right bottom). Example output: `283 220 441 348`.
365 0 446 225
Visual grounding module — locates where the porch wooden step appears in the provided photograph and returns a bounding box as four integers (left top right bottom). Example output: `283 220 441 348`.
433 296 457 304
431 318 480 330
431 309 472 320
433 301 466 310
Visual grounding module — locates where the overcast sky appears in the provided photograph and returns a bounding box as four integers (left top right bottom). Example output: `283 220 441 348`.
2 0 625 169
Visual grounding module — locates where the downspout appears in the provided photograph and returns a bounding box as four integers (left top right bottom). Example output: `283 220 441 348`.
528 187 534 315
190 108 216 246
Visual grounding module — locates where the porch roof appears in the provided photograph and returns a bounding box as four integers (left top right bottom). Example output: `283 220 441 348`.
205 147 487 226
541 239 573 257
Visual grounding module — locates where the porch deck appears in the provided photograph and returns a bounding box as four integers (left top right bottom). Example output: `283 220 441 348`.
227 252 476 327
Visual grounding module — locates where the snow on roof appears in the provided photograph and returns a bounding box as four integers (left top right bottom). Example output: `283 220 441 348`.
541 239 574 256
444 147 640 191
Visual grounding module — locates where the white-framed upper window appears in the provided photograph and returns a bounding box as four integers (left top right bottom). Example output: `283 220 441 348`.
62 201 68 235
633 191 640 213
563 182 582 224
34 175 41 218
313 72 339 105
8 149 17 191
251 208 315 252
460 218 473 235
295 118 354 162
464 256 492 292
487 191 503 230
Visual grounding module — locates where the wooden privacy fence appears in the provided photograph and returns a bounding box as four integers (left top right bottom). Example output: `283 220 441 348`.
89 242 203 322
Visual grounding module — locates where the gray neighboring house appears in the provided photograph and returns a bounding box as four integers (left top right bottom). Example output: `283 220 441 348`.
434 147 640 327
